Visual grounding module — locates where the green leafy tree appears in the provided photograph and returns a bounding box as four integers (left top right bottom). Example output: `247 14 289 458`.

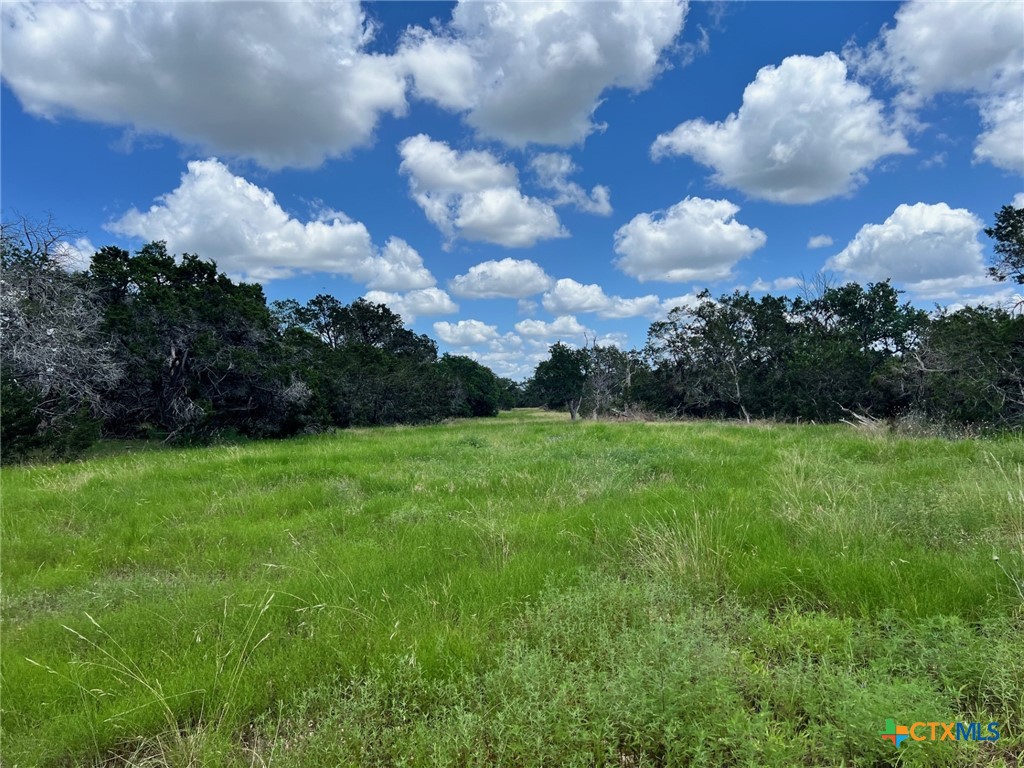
88 242 293 438
788 281 927 420
911 306 1024 427
274 294 444 428
644 282 926 422
496 377 523 410
533 342 588 420
648 290 797 421
275 295 437 361
985 204 1024 285
438 354 502 417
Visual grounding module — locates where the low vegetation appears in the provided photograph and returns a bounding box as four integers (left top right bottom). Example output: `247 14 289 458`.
3 411 1022 765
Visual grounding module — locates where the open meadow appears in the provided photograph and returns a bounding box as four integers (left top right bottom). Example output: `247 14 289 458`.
2 409 1023 766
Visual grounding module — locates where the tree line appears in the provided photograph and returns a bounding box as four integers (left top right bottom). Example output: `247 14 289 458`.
525 283 1022 430
1 221 517 462
526 204 1023 431
2 203 1021 460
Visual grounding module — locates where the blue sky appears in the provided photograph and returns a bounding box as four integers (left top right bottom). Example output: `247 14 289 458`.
3 0 1022 378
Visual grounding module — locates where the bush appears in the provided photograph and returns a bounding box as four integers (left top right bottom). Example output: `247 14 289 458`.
1 374 101 463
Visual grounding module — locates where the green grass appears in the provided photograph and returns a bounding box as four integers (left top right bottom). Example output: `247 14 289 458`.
2 409 1022 766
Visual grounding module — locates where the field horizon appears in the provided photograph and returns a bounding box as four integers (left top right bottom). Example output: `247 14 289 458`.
2 409 1022 766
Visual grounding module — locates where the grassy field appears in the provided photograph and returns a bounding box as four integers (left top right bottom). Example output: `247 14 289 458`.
2 409 1023 766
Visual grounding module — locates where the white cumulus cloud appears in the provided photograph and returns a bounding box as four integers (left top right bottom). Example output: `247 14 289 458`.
456 188 568 248
360 238 437 292
363 288 458 324
974 94 1024 173
651 53 910 203
399 0 686 147
530 153 612 215
849 0 1024 173
514 315 590 339
541 278 662 318
750 276 803 293
613 196 767 282
826 202 988 298
398 27 479 112
658 293 703 317
53 238 98 273
398 134 566 247
807 235 834 249
449 258 553 298
462 332 550 380
1 1 408 169
853 0 1022 101
108 159 435 287
432 319 499 346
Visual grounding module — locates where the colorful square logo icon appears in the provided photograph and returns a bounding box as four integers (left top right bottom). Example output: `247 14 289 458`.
880 719 909 747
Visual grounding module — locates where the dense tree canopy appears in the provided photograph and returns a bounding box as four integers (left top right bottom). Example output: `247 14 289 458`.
909 306 1024 428
636 282 931 423
1 229 513 462
533 280 1019 432
89 242 289 438
438 354 504 418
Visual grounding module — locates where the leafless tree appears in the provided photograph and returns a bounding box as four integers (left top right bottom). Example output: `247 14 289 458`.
581 333 634 419
1 216 122 429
